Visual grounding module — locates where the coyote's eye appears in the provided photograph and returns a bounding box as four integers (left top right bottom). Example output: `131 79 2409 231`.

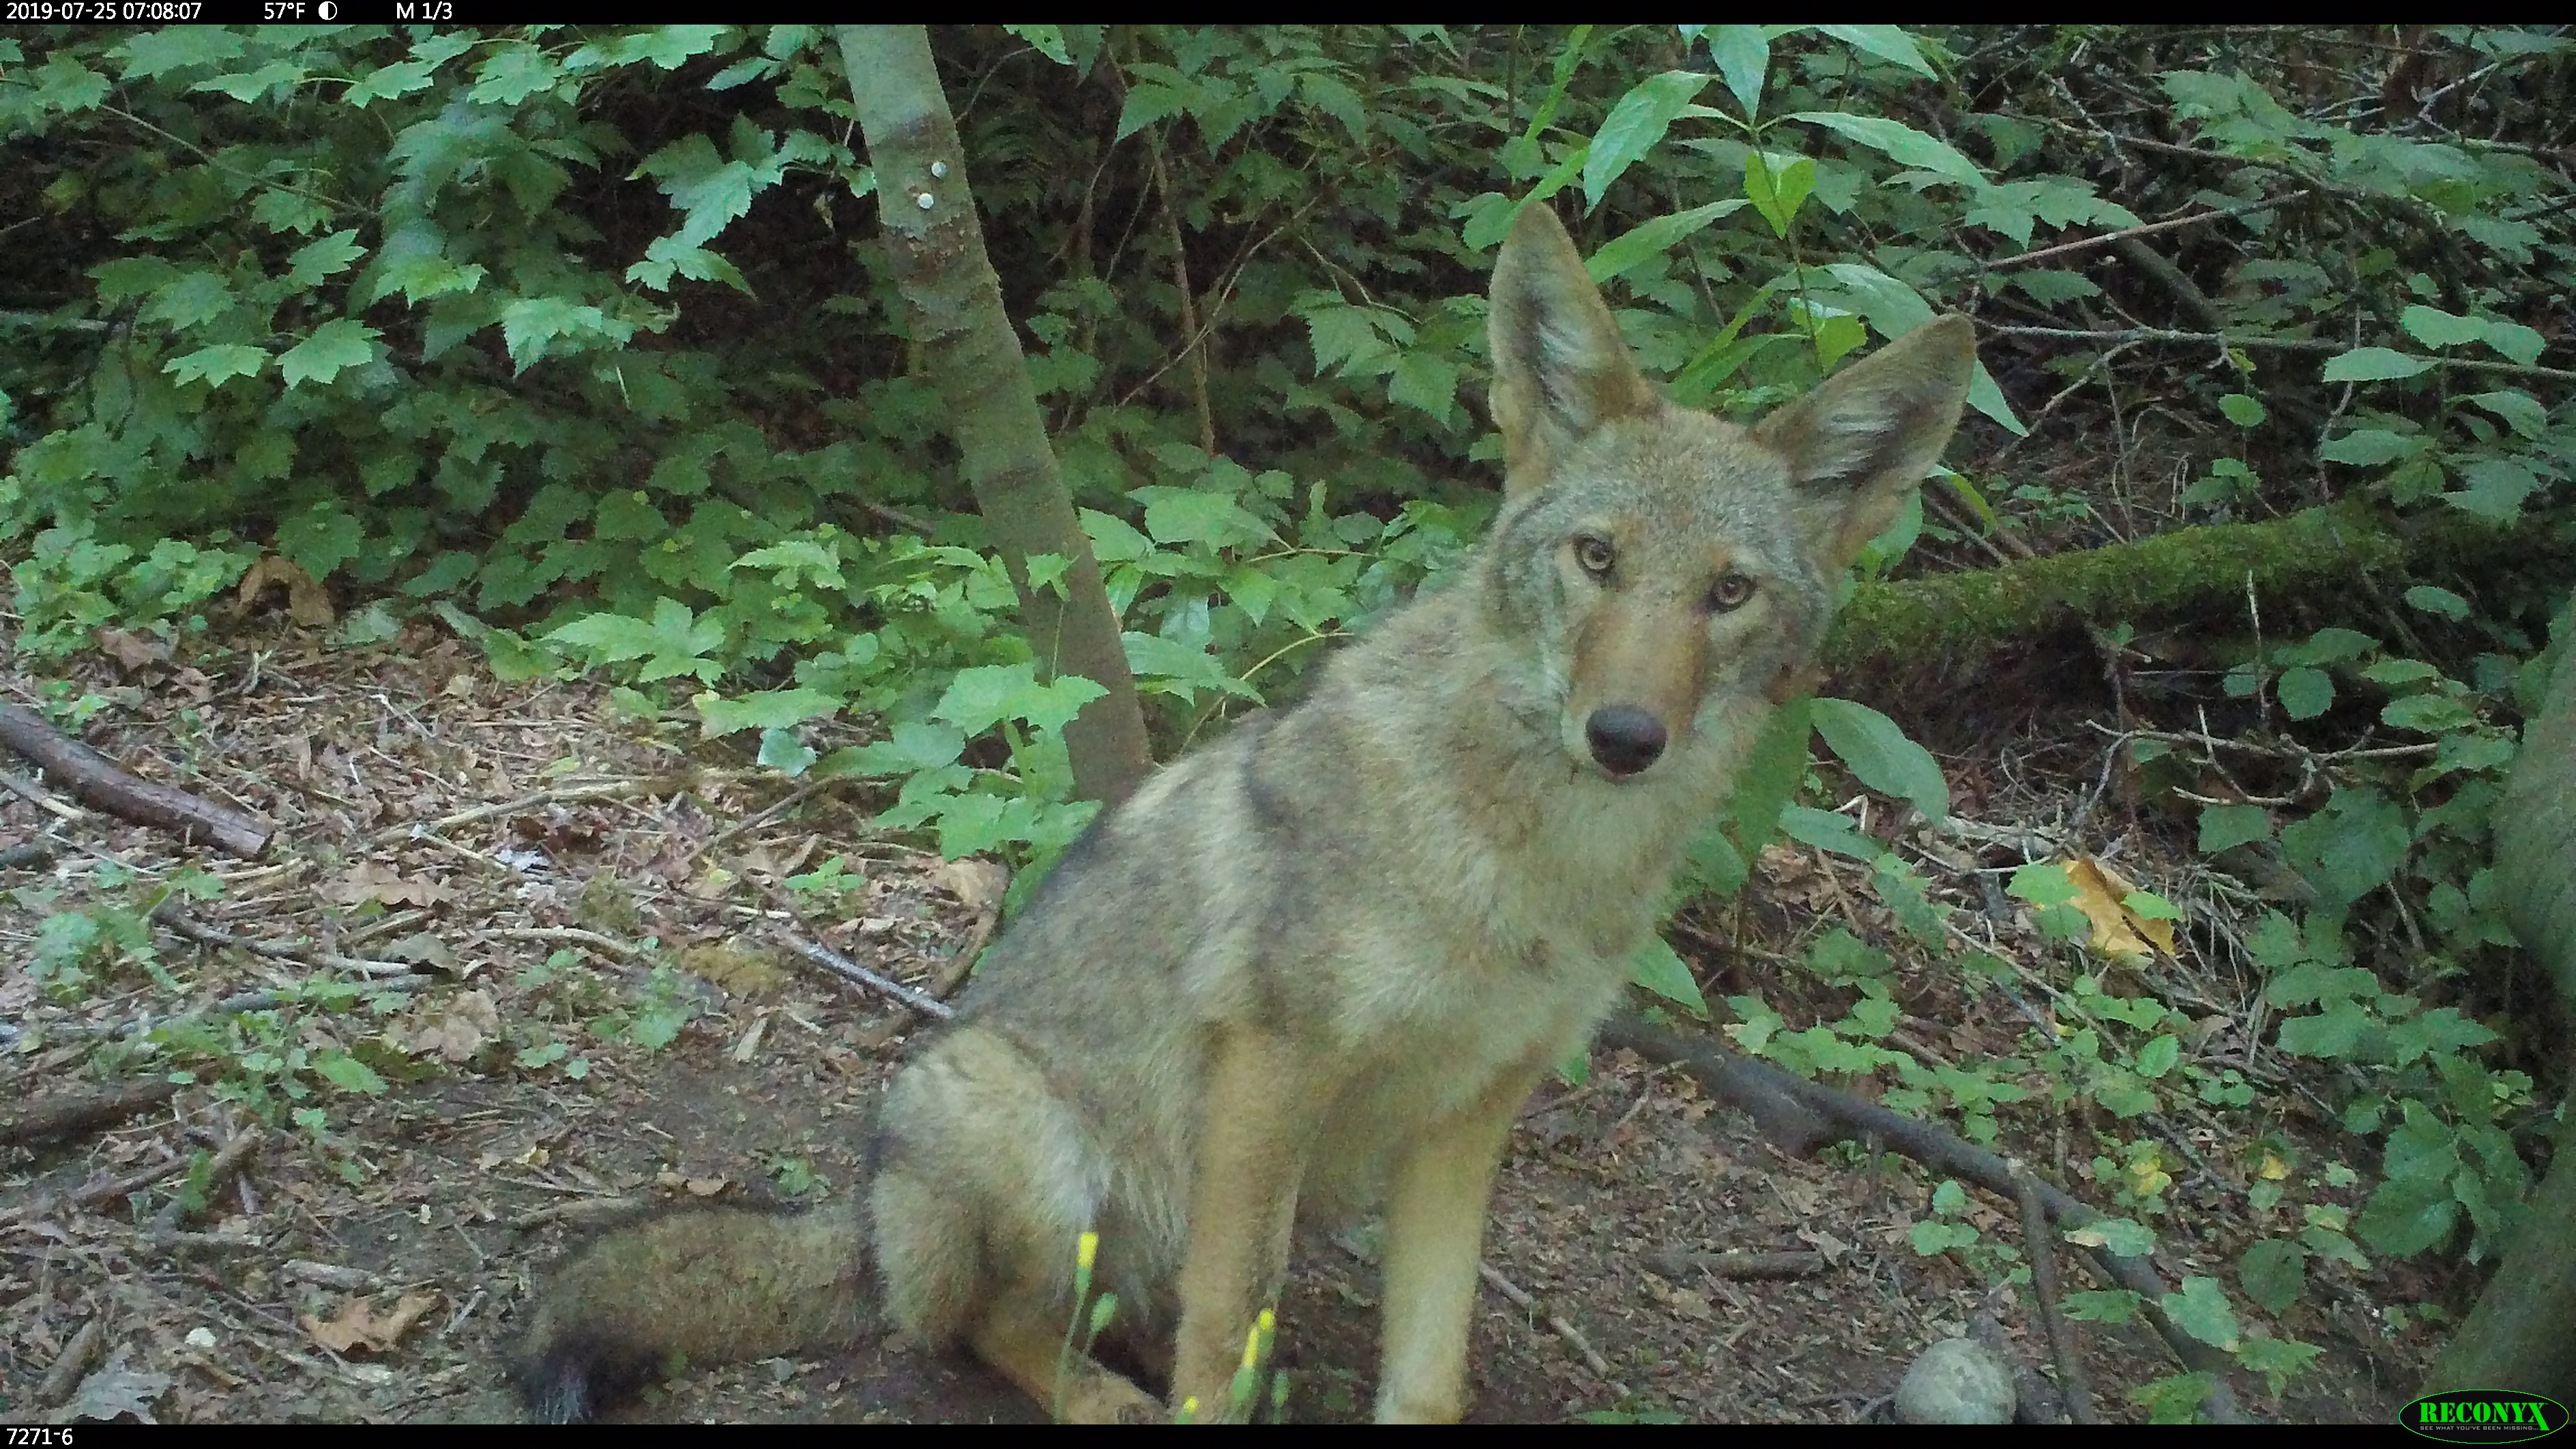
1573 536 1617 579
1706 572 1756 612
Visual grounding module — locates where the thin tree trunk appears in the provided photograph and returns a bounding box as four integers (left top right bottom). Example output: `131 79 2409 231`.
837 25 1154 808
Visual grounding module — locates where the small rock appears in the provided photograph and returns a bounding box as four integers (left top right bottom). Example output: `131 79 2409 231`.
1895 1337 2017 1424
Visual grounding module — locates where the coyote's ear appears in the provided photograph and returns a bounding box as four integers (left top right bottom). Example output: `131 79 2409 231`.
1754 316 1976 571
1488 205 1660 493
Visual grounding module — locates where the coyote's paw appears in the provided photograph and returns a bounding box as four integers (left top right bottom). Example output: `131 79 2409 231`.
1057 1372 1165 1424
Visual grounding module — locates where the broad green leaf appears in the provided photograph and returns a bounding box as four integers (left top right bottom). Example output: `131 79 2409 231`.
115 28 246 80
2219 394 2266 428
934 662 1108 735
1703 25 1769 115
2317 428 2423 466
164 345 267 388
695 688 841 737
1811 697 1948 822
345 59 437 106
2444 456 2540 522
2321 347 2432 383
2136 1034 2181 1078
1629 935 1709 1016
1583 71 1710 208
2062 1289 2143 1323
2159 1275 2241 1351
2357 1166 2458 1257
2277 666 2332 720
2008 860 2078 907
2399 304 2487 349
279 319 381 389
276 505 364 580
285 229 366 288
757 730 816 776
1585 200 1749 282
1777 804 1873 860
2198 804 2272 853
1743 154 1815 238
192 61 305 104
1789 112 1985 188
2402 585 2470 619
315 1052 390 1095
2238 1239 2307 1314
2474 319 2545 366
2465 390 2548 439
2062 1215 2156 1257
1813 25 1937 78
1387 352 1460 422
1002 24 1071 64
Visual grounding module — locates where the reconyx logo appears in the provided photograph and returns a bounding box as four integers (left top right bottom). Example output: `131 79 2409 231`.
2403 1391 2567 1442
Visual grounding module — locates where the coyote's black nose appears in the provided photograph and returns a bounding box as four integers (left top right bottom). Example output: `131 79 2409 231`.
1585 706 1666 776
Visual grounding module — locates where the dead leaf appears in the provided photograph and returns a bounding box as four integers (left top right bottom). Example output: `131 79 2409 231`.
1798 1227 1852 1264
327 861 454 908
937 858 1009 913
390 989 499 1064
235 555 336 627
1641 1273 1716 1321
169 667 215 703
655 1169 732 1197
301 1291 440 1357
65 1358 173 1423
93 626 170 674
2060 855 2178 960
379 932 458 972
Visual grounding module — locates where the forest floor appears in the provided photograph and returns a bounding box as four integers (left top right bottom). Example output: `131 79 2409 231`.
0 592 2454 1424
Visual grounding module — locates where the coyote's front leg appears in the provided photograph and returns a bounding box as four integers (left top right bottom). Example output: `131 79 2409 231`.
1373 1064 1534 1423
1169 1029 1318 1422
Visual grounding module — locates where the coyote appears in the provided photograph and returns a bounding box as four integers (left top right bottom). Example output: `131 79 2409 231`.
512 204 1975 1424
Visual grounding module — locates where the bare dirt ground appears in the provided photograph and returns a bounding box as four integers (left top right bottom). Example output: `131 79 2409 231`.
0 607 2450 1424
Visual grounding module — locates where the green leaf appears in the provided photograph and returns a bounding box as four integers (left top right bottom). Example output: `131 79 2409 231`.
1789 112 1985 188
1387 352 1460 422
2473 319 2545 366
345 58 437 106
143 272 235 331
1629 935 1708 1017
1585 200 1749 283
2199 804 2272 853
2317 428 2423 466
279 319 381 389
2008 860 2078 907
2066 1215 2156 1257
1703 25 1769 116
1002 23 1071 64
316 1051 390 1095
192 61 306 104
2465 390 2548 440
2062 1289 2143 1323
285 229 366 289
1813 25 1937 78
2219 394 2266 428
2160 1275 2241 1351
2399 304 2487 349
2277 666 2333 720
2403 585 2470 620
2236 1238 2306 1315
1811 697 1948 822
252 189 334 237
2136 1034 2181 1079
115 27 246 80
1743 154 1815 238
2321 347 2433 383
933 662 1109 735
1777 805 1873 860
2444 457 2541 522
164 345 267 388
694 688 841 737
1583 71 1711 208
2382 693 2476 734
2357 1165 2458 1257
277 505 364 581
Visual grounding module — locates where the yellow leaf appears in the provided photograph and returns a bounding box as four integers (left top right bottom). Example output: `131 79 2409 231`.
2061 855 2176 958
2259 1152 2290 1180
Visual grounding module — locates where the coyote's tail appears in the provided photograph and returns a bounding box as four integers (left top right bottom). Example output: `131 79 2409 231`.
511 1203 872 1423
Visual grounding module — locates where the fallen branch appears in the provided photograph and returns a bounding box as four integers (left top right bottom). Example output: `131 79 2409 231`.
0 1078 179 1148
1601 1011 2247 1423
33 1319 105 1409
2017 1178 2100 1424
776 931 955 1021
1644 1248 1824 1281
1476 1261 1628 1396
0 1153 193 1228
0 703 274 858
151 900 420 977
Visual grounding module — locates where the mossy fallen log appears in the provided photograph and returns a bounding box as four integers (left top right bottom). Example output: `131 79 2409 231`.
1824 501 2575 675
